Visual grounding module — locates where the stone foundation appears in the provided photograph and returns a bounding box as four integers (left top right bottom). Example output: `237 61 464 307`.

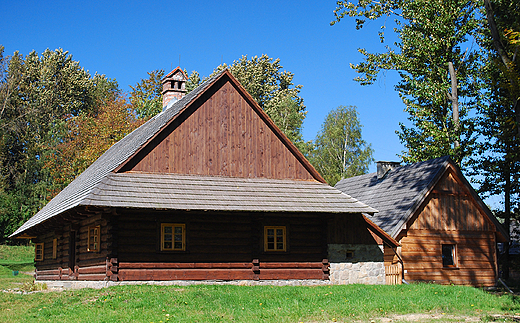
328 244 385 285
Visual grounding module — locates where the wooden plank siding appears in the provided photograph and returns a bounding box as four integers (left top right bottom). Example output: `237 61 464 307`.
128 80 316 181
327 213 382 245
391 170 498 286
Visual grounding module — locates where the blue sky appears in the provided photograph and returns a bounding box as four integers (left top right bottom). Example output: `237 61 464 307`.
2 0 408 172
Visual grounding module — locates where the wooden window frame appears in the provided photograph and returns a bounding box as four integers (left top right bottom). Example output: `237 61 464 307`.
161 223 186 251
264 226 286 252
35 243 44 261
87 226 101 252
442 244 457 268
52 238 58 259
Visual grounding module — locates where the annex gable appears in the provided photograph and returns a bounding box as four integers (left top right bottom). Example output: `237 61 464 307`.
409 170 494 232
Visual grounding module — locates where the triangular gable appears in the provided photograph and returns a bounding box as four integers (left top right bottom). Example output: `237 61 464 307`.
117 70 325 182
402 161 508 242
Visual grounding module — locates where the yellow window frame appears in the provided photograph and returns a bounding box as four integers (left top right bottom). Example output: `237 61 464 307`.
35 243 44 261
87 226 101 252
264 226 286 252
161 223 186 251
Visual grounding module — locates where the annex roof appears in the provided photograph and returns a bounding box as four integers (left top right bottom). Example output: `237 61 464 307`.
11 69 375 238
335 156 507 241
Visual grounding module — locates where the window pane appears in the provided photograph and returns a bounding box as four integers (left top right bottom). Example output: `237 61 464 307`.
174 242 183 249
164 241 172 249
267 229 274 236
267 242 274 250
277 243 284 250
276 236 283 242
174 226 182 234
276 229 283 236
442 245 454 266
164 234 172 242
174 234 183 241
164 226 172 234
267 236 274 243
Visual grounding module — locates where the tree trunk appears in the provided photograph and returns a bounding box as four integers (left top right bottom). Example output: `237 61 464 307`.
448 62 460 149
503 166 511 280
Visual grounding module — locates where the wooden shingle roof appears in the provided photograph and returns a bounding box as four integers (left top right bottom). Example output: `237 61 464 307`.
82 172 377 213
10 69 377 238
335 156 507 241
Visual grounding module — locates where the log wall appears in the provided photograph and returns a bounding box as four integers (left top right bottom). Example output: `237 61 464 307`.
116 209 327 264
34 211 114 281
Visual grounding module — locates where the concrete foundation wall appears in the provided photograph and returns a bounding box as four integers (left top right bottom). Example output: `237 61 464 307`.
328 244 385 285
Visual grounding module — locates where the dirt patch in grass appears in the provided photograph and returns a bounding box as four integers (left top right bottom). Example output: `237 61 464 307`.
370 313 520 322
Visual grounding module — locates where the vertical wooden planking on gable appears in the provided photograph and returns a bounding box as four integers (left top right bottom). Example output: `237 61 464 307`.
246 98 256 178
163 135 170 173
229 83 238 176
236 89 245 177
206 94 215 175
219 82 229 176
256 111 265 178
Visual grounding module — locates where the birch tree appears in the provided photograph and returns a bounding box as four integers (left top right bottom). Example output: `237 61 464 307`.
310 105 373 185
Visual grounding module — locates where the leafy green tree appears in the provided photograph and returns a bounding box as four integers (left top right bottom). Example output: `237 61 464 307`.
472 0 520 279
44 94 144 195
310 105 374 186
0 47 115 241
483 0 520 140
129 69 165 119
185 70 201 93
332 0 481 165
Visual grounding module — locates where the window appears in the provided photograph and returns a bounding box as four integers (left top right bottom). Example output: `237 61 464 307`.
35 243 44 261
442 244 456 267
161 223 185 251
52 238 58 259
87 226 100 252
264 226 286 251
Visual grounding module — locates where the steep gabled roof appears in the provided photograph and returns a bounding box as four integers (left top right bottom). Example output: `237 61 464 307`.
11 69 376 238
335 156 507 241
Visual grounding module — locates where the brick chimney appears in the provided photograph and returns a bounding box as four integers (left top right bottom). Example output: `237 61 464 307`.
162 67 187 108
376 161 401 179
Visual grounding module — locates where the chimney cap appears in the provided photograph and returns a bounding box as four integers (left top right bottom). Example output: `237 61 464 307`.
376 161 401 180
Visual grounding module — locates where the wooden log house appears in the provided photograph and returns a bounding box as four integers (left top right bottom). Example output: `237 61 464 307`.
11 68 397 283
335 157 508 286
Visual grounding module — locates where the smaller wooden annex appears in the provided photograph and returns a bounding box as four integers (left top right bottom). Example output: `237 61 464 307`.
335 157 508 286
10 68 397 284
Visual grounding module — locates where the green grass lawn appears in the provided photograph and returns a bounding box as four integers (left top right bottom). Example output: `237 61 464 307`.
0 244 519 322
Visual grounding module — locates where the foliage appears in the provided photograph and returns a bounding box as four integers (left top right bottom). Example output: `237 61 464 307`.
202 55 309 151
185 70 201 93
44 95 144 195
332 0 481 165
0 283 517 322
0 47 116 241
310 105 373 185
129 69 165 119
471 0 520 278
